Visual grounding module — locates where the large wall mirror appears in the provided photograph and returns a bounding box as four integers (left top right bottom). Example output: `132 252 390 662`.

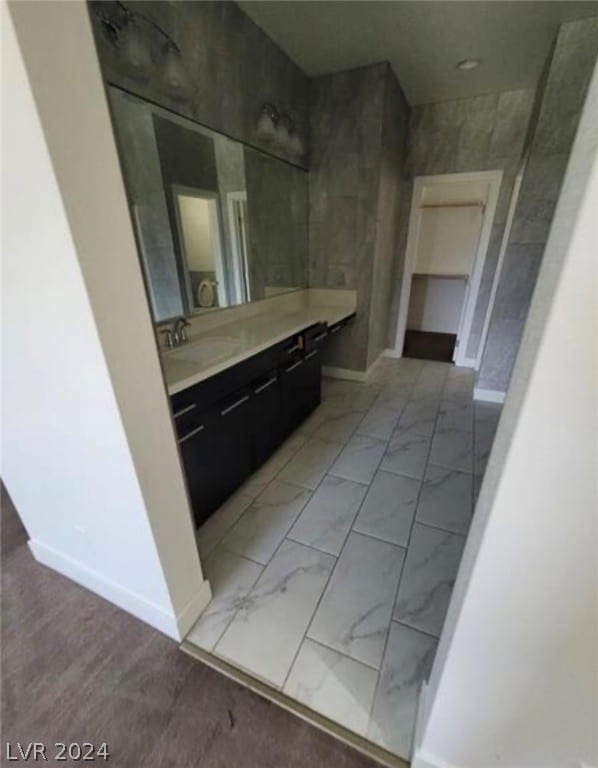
108 87 309 323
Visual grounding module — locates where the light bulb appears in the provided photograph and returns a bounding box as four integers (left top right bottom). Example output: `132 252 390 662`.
160 44 191 99
256 111 276 143
288 132 304 161
274 118 290 150
119 22 151 82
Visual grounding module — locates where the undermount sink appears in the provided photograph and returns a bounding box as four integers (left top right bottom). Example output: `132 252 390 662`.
168 338 240 365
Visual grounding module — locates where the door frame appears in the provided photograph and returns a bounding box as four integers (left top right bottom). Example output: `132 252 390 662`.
226 191 250 304
171 184 227 310
391 170 503 367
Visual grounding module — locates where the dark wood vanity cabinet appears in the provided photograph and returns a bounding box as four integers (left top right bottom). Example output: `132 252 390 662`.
250 370 285 467
171 317 352 528
281 349 322 433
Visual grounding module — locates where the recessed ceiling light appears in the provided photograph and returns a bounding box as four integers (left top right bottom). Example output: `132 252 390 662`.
457 58 480 71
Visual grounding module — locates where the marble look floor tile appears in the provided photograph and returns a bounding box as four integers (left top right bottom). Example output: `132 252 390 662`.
374 388 410 412
283 639 378 736
446 365 474 383
357 406 401 441
221 480 311 564
296 402 330 436
278 438 344 490
313 410 364 443
394 523 465 636
416 464 473 535
322 379 359 398
368 622 437 759
186 549 263 651
442 377 473 403
436 400 474 433
397 399 439 437
288 475 368 556
474 471 484 504
429 427 473 473
340 388 380 414
215 540 335 687
381 429 431 480
308 532 405 668
474 422 498 476
249 433 308 485
475 401 502 431
197 490 254 559
353 471 420 547
329 435 387 485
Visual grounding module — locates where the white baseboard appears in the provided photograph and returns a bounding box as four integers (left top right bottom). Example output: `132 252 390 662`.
454 355 476 369
29 539 211 640
412 681 429 759
176 579 212 637
383 347 402 359
323 365 368 382
411 750 461 768
323 353 384 383
474 387 506 404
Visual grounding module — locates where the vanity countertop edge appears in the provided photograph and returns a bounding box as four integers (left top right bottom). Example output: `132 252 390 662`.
162 303 355 396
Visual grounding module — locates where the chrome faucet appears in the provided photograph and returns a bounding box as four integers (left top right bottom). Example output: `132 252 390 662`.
159 318 191 348
173 317 190 345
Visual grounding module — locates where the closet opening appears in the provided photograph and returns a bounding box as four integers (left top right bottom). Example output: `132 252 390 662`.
393 171 502 367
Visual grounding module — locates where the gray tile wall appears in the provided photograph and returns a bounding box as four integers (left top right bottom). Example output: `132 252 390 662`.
478 17 598 392
109 90 184 320
90 1 309 167
309 64 409 372
368 72 410 368
386 89 536 361
244 148 309 300
309 64 387 371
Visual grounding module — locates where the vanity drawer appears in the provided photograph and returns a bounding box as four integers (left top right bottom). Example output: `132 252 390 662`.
170 334 297 417
172 401 206 441
303 322 328 352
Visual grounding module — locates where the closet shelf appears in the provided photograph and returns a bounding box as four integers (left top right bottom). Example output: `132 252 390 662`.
412 272 469 281
420 202 485 210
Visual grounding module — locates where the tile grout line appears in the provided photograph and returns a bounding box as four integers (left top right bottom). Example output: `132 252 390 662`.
391 618 440 642
363 365 443 735
197 361 486 760
198 431 310 559
281 422 396 693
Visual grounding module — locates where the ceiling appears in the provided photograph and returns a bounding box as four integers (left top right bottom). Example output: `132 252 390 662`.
238 1 598 104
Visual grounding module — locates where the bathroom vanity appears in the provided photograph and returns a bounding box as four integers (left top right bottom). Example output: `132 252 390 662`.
162 301 355 527
107 84 357 527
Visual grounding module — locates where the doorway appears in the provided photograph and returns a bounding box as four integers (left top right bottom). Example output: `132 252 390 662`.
172 185 228 312
393 171 502 366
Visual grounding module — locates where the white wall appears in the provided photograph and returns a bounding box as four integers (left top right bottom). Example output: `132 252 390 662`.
407 276 466 334
178 195 215 272
2 2 210 639
415 206 483 276
412 63 598 768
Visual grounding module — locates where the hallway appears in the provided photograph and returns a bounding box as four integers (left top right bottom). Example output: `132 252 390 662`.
187 358 502 760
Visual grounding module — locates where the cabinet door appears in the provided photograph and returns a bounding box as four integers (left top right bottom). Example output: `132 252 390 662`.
178 417 220 528
211 389 254 508
251 371 284 468
281 348 322 433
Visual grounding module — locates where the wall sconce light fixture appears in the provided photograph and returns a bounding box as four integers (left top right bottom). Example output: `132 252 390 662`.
94 1 191 98
256 102 304 161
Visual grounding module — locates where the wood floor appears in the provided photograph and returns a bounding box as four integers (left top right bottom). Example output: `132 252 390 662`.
1 486 379 768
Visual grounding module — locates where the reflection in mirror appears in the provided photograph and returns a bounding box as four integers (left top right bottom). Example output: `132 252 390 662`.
108 87 308 324
173 187 227 312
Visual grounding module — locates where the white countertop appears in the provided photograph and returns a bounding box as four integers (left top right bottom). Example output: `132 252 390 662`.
162 303 355 396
